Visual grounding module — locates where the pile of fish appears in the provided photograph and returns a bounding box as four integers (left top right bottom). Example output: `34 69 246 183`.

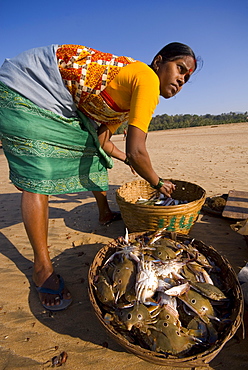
136 193 188 206
93 229 232 357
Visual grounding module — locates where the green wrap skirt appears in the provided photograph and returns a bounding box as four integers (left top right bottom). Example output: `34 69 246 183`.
0 81 113 195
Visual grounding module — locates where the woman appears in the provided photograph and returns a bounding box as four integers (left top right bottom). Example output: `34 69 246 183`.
0 42 198 310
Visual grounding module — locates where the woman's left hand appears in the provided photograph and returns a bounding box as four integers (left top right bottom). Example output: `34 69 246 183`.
159 180 176 197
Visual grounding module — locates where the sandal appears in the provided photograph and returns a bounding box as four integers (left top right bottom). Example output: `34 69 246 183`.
35 273 72 311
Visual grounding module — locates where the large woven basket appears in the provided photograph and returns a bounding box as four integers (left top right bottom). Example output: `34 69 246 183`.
88 232 244 368
116 179 206 234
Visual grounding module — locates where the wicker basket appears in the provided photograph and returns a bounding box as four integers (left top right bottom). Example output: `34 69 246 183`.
88 232 244 368
116 179 206 234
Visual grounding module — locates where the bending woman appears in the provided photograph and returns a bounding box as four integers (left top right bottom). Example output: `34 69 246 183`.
0 42 198 310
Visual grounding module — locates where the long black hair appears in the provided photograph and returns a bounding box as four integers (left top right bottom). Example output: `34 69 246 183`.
151 42 197 71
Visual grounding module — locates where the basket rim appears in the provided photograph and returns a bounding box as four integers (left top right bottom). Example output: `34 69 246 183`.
116 178 206 207
116 198 205 209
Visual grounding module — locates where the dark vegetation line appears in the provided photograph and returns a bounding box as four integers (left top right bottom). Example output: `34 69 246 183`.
115 112 248 134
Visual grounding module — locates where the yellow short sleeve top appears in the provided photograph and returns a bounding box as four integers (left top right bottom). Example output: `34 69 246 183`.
105 62 160 133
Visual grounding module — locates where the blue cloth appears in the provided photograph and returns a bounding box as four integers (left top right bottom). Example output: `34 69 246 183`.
0 44 77 118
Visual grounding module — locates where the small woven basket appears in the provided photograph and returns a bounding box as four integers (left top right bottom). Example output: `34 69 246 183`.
116 179 206 234
88 232 244 368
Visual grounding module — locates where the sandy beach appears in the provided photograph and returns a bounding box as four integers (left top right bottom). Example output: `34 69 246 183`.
0 122 247 370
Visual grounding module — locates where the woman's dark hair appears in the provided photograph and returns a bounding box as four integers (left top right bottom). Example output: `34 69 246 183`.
151 42 197 71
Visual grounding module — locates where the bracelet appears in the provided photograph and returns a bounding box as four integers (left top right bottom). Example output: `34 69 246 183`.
151 177 164 190
124 157 130 165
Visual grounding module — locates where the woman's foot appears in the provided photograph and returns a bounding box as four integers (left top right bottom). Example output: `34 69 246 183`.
99 211 122 226
33 271 72 311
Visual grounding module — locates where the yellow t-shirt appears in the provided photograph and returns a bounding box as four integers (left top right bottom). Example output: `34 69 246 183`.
105 61 160 133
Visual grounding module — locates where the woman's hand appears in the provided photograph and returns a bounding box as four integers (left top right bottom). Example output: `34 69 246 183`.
158 180 176 197
124 157 137 175
97 125 138 176
98 124 126 161
129 165 136 175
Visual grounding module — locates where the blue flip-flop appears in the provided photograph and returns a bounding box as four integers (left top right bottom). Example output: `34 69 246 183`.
35 273 72 311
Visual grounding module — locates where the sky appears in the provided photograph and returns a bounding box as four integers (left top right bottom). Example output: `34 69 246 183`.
0 0 247 117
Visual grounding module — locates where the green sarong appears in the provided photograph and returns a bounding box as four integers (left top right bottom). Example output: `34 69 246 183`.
0 81 113 195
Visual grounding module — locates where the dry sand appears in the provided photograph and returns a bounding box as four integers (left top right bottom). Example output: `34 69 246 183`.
0 122 247 369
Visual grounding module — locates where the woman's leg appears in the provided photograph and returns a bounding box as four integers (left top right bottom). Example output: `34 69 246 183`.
21 191 71 307
92 190 121 225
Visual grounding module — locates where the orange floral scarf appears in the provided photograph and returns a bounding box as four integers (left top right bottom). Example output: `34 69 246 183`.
57 44 136 126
